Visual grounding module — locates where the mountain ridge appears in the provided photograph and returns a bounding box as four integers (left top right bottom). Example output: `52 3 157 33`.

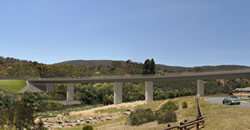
54 60 250 72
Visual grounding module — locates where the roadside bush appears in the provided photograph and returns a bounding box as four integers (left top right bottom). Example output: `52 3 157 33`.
38 100 64 111
128 108 155 126
160 101 179 111
82 125 93 130
182 102 188 109
103 95 113 105
168 91 175 98
155 110 177 124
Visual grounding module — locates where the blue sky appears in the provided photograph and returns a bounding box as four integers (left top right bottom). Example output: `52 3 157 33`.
0 0 250 67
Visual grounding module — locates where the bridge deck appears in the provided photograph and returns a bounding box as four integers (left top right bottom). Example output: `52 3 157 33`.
28 69 250 83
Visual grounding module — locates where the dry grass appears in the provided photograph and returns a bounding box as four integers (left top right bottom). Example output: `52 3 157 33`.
57 96 250 130
100 96 250 130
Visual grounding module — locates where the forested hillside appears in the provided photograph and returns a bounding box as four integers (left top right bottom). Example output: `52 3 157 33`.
0 57 143 78
1 56 250 102
55 60 250 72
1 56 249 79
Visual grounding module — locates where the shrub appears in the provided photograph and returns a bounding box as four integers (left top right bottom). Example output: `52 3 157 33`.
128 108 155 126
82 125 93 130
160 101 179 111
38 101 64 111
182 102 188 109
155 110 177 124
168 91 175 98
0 92 37 129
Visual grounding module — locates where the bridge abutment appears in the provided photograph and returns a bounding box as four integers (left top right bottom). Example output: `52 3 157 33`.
197 80 204 97
145 81 153 102
114 82 123 104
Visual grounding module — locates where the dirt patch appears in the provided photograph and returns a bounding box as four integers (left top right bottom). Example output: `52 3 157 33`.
70 101 146 116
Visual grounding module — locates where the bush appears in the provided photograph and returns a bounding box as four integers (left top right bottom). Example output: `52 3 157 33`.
160 101 179 111
38 100 64 111
155 110 177 124
182 102 188 109
168 91 175 98
0 92 37 129
128 108 155 126
82 125 93 130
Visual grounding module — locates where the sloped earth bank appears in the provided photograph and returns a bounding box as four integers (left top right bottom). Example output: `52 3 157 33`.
44 96 250 130
42 101 148 129
96 96 250 130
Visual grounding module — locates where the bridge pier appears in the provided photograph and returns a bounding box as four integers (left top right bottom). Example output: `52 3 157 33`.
67 83 74 101
60 83 80 105
197 80 204 97
46 83 54 93
145 81 153 102
114 82 123 104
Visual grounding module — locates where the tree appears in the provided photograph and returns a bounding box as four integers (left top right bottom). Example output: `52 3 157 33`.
0 92 37 129
142 59 151 74
142 59 155 74
149 59 155 74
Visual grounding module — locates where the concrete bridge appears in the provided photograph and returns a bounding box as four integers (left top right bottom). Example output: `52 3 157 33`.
20 69 250 105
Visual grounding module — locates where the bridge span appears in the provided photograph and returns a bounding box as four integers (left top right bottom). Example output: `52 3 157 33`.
20 69 250 105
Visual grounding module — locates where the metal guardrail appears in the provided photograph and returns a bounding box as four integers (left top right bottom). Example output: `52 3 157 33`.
165 97 205 130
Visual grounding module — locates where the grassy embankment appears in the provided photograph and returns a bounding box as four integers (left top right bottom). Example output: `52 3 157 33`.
61 96 250 130
0 80 26 93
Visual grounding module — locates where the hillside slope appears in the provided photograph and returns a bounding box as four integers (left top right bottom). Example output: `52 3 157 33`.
54 60 250 72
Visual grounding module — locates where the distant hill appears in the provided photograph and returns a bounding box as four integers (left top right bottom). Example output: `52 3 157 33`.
54 60 250 72
55 60 126 67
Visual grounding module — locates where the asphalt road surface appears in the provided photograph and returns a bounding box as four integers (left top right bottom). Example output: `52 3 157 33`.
207 97 250 108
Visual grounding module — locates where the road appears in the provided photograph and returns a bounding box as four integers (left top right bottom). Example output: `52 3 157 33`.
207 97 250 108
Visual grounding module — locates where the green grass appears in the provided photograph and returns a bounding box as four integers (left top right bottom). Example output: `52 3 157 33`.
0 80 26 93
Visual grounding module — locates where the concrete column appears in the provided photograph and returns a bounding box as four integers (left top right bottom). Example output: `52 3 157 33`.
145 81 153 102
46 83 54 93
67 83 74 101
114 82 123 104
197 80 204 97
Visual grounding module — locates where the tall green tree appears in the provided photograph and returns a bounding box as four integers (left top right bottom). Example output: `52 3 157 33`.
149 59 155 74
142 59 151 74
142 59 155 74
